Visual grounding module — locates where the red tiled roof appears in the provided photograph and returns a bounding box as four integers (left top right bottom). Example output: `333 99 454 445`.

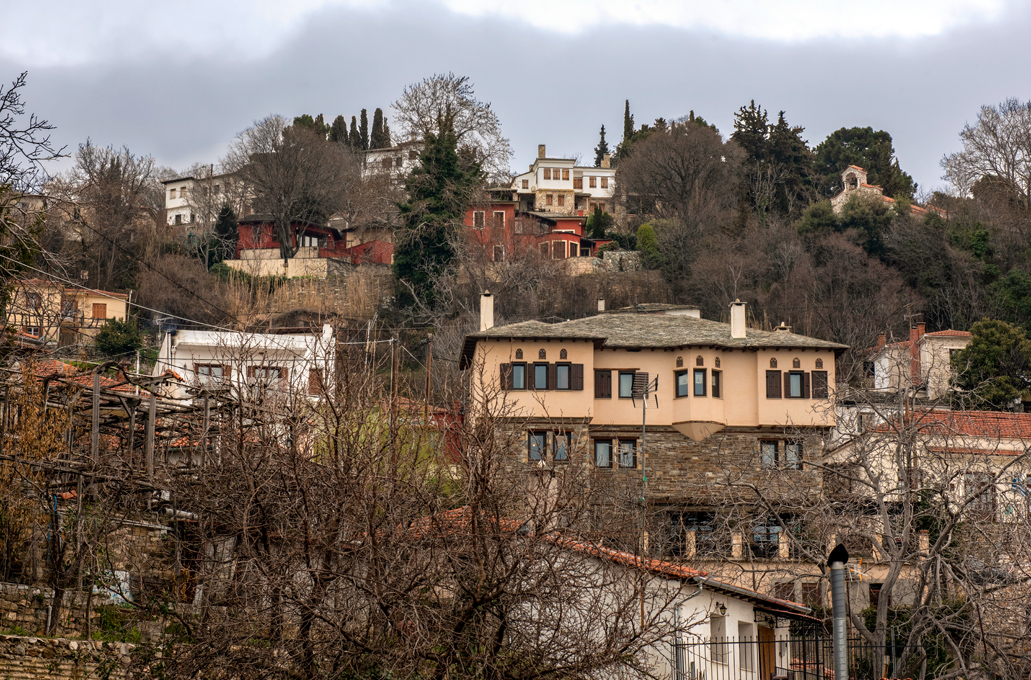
861 183 883 190
926 446 1023 456
847 165 865 172
872 410 1031 440
552 535 708 580
924 330 971 338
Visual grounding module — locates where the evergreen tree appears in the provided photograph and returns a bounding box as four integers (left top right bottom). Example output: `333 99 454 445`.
212 204 239 265
349 116 360 149
593 125 610 167
359 109 370 151
622 100 634 143
393 126 481 307
731 101 769 163
636 222 660 266
292 113 329 138
953 318 1031 409
370 108 390 149
586 205 614 239
329 115 349 145
382 118 392 148
813 127 916 199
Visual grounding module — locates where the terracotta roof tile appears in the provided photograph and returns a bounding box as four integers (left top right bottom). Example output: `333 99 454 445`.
872 410 1031 440
924 330 971 338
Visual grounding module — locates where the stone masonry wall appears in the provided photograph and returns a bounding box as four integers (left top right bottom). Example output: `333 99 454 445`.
0 634 132 679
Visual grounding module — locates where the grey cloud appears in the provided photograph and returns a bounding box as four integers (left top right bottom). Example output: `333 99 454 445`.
4 0 1031 191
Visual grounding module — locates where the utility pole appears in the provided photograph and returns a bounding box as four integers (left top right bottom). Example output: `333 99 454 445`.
423 334 433 426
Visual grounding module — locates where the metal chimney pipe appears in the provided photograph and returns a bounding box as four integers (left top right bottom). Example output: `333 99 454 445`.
828 543 850 680
479 291 494 332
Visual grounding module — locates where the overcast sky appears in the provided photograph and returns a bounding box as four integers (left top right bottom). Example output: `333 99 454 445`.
3 0 1028 194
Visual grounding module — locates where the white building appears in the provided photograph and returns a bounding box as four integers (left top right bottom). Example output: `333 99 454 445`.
160 171 249 228
509 144 616 216
363 140 422 183
153 324 334 400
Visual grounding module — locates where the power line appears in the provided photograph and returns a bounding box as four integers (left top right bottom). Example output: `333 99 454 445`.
70 214 242 324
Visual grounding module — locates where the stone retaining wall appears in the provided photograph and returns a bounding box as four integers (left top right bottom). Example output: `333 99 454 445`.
0 634 132 679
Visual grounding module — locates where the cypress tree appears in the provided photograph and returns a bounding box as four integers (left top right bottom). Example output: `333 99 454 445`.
371 108 390 149
348 116 360 148
382 118 392 148
622 100 634 143
359 109 369 151
593 125 610 167
329 115 348 144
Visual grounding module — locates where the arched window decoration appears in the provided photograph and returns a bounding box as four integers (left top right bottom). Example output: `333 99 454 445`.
770 358 778 368
676 356 684 368
715 357 721 368
816 358 823 369
515 349 523 360
560 349 568 360
696 355 704 366
539 349 547 360
792 358 801 369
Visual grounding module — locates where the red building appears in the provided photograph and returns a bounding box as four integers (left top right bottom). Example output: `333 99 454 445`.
462 202 600 263
236 215 394 265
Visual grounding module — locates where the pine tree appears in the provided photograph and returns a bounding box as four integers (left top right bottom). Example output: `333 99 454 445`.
593 125 610 167
393 126 481 307
359 109 369 151
349 116 360 148
622 100 634 143
329 115 348 145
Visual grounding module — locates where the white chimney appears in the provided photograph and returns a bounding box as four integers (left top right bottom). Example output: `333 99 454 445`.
480 291 494 331
730 299 746 339
597 299 605 312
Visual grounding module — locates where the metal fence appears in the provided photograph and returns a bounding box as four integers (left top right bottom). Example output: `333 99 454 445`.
673 634 934 680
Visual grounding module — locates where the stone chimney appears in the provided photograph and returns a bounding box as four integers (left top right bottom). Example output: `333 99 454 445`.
730 299 747 339
909 322 926 385
597 299 605 312
538 144 546 159
877 333 886 348
480 291 494 332
774 322 792 333
600 153 611 169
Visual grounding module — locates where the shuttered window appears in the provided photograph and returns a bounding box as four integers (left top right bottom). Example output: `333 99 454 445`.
595 370 612 398
812 370 829 399
533 363 549 390
766 370 782 399
571 363 584 391
786 371 809 399
711 370 721 398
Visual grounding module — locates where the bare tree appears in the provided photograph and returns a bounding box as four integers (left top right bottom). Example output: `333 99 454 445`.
224 115 359 264
393 73 513 182
942 98 1031 210
54 141 161 291
0 72 64 192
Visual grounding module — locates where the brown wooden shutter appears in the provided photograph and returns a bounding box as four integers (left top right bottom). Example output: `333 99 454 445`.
812 371 828 399
766 370 781 399
784 371 791 398
548 363 558 390
247 365 256 378
595 370 611 398
223 365 231 379
500 363 512 390
802 372 811 399
571 364 584 391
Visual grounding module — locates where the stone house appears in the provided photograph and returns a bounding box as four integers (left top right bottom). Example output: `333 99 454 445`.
460 295 848 599
830 165 944 217
509 144 615 217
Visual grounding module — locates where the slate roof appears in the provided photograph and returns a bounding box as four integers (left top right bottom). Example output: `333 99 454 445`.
461 314 846 367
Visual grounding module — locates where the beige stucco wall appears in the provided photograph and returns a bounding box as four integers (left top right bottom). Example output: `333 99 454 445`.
225 250 332 279
470 339 836 430
921 336 970 400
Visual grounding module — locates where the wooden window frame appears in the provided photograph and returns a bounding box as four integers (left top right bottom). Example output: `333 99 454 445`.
555 363 571 390
675 369 689 398
711 369 722 399
618 371 636 399
595 369 612 399
766 370 782 399
618 439 637 469
594 439 612 468
693 368 707 397
533 362 549 391
473 211 485 229
511 363 527 390
528 431 547 461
